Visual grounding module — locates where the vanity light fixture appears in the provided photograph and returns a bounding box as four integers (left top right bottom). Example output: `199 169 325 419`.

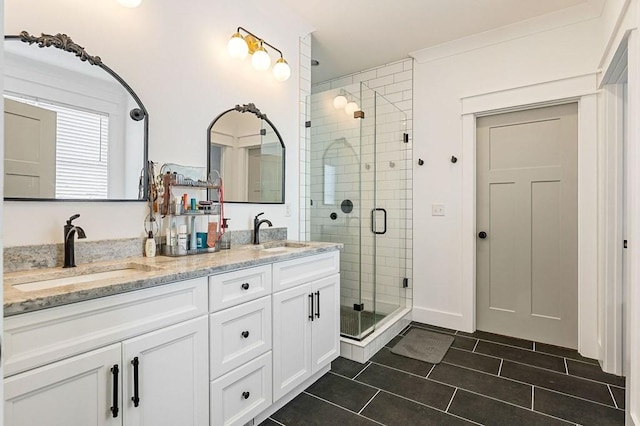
117 0 142 7
344 101 359 116
333 90 348 109
227 27 291 82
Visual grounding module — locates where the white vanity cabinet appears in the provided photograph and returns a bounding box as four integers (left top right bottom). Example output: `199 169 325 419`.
4 278 209 426
209 265 273 426
272 252 340 401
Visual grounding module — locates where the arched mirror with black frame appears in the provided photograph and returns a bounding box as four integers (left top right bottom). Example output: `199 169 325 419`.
3 31 149 201
207 103 285 204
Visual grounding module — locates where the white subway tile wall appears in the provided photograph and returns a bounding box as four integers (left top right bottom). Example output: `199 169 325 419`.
300 58 414 336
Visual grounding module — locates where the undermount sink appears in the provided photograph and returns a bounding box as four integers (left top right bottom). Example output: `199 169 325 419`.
253 241 310 253
8 263 162 292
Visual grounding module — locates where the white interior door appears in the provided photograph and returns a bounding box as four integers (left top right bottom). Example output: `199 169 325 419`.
476 103 578 348
4 98 56 198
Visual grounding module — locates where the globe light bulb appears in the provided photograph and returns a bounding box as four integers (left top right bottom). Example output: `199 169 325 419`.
273 57 291 82
227 32 249 59
252 45 271 71
345 101 359 116
333 95 348 109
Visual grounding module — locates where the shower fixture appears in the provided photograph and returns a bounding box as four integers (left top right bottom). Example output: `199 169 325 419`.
227 27 291 82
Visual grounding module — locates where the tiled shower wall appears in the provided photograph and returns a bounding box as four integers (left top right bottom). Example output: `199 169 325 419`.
300 58 414 320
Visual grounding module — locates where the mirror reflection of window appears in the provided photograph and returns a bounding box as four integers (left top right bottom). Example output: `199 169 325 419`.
324 164 336 205
3 34 147 201
208 105 285 203
5 95 110 199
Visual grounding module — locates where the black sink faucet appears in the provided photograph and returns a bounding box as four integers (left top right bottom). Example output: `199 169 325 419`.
253 212 273 245
63 214 86 268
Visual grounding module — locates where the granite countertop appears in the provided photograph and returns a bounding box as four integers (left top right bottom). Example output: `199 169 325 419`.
4 241 342 317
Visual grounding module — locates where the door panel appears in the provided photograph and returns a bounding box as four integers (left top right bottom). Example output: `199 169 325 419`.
477 103 578 348
122 316 209 426
311 274 340 373
4 98 56 198
5 344 121 426
488 182 518 313
272 284 312 401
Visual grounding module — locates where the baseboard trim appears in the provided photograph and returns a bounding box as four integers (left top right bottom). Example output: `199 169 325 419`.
411 306 472 333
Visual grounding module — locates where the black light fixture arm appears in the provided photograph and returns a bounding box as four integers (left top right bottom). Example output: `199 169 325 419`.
236 26 284 58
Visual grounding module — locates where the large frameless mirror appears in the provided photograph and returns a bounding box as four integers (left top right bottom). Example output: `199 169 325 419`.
3 31 148 201
207 103 285 203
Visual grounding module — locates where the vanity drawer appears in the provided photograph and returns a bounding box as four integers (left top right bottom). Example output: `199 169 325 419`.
4 277 208 377
272 251 340 292
209 264 272 312
210 295 272 379
210 351 272 426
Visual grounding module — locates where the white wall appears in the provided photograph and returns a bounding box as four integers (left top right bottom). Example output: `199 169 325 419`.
4 0 311 246
0 0 6 412
411 17 602 329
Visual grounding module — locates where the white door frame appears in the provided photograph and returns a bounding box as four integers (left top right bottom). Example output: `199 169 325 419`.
599 34 628 376
460 74 599 358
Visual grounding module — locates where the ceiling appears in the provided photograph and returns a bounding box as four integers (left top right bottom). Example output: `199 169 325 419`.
280 0 591 83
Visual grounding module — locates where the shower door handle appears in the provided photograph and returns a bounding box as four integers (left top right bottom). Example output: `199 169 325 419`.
371 208 387 235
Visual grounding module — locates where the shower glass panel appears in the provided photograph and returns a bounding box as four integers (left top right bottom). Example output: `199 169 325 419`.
306 82 408 340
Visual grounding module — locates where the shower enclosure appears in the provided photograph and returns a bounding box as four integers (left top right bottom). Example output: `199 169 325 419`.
304 82 410 340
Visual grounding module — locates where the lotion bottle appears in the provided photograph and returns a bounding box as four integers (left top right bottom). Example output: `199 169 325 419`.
145 231 156 257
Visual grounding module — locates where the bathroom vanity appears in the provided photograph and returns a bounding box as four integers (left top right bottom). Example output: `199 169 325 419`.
3 241 341 426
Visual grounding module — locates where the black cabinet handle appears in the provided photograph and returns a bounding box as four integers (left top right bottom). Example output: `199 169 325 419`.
309 293 314 321
241 283 250 290
242 391 250 400
315 291 320 318
110 364 119 418
241 330 250 338
478 231 487 239
131 357 140 407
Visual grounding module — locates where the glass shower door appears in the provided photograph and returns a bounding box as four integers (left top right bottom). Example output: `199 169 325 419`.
305 82 407 340
370 85 408 327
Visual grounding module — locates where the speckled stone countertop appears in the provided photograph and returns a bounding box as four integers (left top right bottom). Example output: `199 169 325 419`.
4 241 341 317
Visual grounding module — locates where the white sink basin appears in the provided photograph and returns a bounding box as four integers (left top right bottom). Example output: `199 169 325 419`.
254 241 310 253
9 263 161 292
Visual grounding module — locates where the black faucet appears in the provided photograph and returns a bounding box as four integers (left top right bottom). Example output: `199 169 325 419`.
253 212 273 245
63 214 86 268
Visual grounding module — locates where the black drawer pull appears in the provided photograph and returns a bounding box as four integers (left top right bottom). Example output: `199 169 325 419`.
241 283 250 290
242 391 250 400
309 293 314 321
110 364 119 418
315 291 320 318
131 357 140 407
241 330 250 338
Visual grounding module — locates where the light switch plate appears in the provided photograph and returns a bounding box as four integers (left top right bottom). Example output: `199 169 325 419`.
432 204 445 216
284 204 291 217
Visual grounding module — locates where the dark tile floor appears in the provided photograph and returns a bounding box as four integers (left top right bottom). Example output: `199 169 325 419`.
262 321 626 425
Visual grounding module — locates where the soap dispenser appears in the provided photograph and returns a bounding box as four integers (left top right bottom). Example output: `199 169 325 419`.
145 231 156 257
219 218 231 250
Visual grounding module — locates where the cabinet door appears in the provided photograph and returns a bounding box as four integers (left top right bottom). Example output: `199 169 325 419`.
5 343 121 426
272 283 312 401
311 274 341 374
122 316 208 426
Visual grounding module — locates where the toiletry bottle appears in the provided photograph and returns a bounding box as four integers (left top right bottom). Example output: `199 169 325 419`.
220 218 231 250
145 231 156 257
189 216 197 250
178 224 188 251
